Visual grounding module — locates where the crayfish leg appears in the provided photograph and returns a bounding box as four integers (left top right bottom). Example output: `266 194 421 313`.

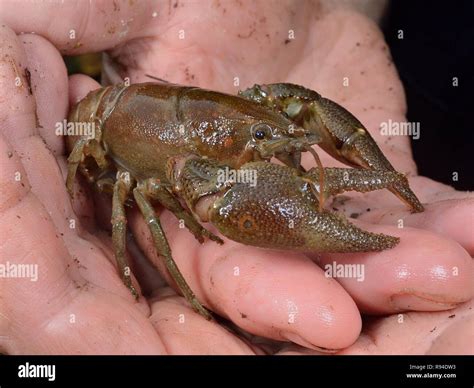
133 180 213 320
66 138 111 197
111 170 138 299
66 137 88 197
338 129 424 213
138 177 223 245
305 167 410 199
240 83 424 213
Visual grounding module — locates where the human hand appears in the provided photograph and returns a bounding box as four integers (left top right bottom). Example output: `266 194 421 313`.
0 0 472 354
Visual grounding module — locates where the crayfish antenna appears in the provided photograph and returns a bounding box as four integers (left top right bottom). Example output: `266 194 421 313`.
144 74 171 84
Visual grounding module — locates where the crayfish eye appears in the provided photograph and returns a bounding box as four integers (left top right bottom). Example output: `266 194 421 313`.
252 123 272 141
255 129 266 140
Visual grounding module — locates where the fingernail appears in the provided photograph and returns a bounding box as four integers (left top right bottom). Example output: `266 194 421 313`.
390 294 459 311
283 332 338 353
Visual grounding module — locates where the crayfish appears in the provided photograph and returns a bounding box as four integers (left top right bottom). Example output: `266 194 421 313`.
66 82 423 319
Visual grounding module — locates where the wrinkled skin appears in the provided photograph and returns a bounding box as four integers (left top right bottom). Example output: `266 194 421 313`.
0 0 473 354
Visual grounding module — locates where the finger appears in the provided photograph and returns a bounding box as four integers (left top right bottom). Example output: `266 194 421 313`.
129 209 362 350
1 0 157 54
299 171 473 254
359 198 474 255
15 68 98 237
21 34 68 155
277 300 474 355
69 74 102 106
0 25 37 145
0 27 76 236
148 287 258 355
404 176 472 203
0 130 164 354
426 302 474 355
0 26 163 354
351 175 472 214
311 222 473 314
2 29 126 295
340 299 474 355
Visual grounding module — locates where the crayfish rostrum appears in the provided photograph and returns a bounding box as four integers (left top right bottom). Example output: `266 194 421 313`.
66 82 423 319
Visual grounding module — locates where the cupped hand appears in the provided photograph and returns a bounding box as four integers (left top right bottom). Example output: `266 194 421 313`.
0 0 472 354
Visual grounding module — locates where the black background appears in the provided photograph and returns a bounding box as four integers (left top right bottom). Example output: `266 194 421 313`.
0 355 471 386
384 0 474 190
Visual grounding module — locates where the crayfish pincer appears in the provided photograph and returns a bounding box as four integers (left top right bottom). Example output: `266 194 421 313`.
168 158 402 252
66 82 423 320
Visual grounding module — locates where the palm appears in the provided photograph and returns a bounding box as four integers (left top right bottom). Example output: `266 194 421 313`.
0 1 472 355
